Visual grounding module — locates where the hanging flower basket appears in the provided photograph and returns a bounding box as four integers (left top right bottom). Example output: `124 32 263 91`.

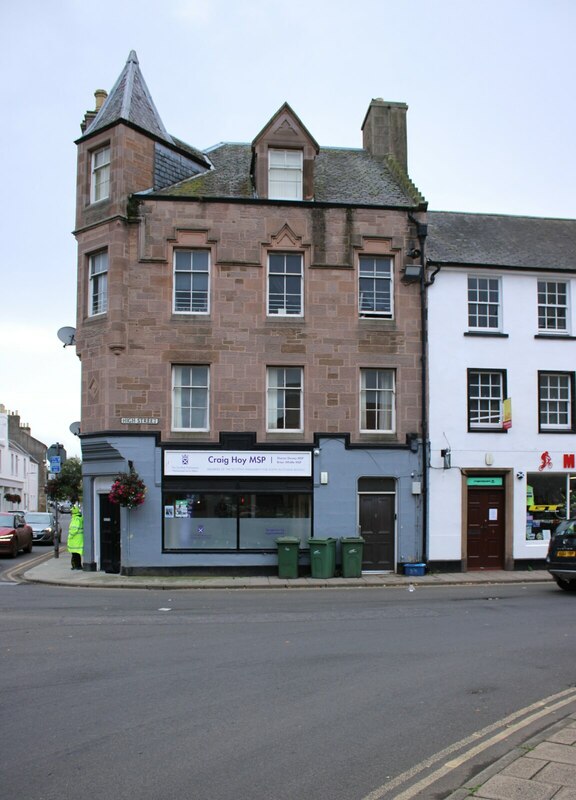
4 493 21 504
108 469 146 509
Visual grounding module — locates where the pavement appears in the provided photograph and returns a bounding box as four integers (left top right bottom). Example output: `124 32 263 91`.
445 712 576 799
17 554 576 799
20 551 555 591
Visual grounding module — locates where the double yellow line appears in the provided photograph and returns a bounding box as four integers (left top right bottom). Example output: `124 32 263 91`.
362 686 576 800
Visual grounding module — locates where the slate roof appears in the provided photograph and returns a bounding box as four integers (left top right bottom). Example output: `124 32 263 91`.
152 142 424 207
82 51 424 207
427 211 576 272
161 143 253 198
84 51 172 143
81 51 211 183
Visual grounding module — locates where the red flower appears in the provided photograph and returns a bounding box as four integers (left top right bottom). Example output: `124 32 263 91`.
108 470 146 509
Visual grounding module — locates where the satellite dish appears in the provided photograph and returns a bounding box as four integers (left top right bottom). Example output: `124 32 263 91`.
57 326 76 347
69 421 81 436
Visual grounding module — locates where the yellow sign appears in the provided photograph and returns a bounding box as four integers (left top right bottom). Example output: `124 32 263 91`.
503 398 512 430
528 504 561 512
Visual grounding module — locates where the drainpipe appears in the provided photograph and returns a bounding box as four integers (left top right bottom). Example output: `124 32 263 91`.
408 213 429 562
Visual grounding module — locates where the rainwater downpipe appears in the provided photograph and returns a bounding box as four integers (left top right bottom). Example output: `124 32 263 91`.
408 212 429 562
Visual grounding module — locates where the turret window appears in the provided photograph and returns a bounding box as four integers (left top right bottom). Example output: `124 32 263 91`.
90 145 110 203
88 251 108 316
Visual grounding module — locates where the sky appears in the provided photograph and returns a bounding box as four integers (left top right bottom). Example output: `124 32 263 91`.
1 0 575 460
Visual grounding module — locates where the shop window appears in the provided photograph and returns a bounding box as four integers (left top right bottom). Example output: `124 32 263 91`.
163 491 311 551
239 493 311 549
526 472 571 541
164 493 236 549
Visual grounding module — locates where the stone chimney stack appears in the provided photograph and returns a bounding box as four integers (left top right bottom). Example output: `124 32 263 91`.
80 89 108 133
361 98 408 172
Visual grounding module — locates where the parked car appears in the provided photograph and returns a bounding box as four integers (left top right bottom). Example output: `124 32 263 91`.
58 500 72 513
546 519 576 592
24 511 61 545
0 512 33 557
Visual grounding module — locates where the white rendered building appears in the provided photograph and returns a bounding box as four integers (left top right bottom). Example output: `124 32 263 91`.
427 212 576 571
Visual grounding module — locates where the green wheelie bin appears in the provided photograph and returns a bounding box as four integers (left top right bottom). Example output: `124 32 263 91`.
340 537 365 578
276 536 300 579
308 537 336 578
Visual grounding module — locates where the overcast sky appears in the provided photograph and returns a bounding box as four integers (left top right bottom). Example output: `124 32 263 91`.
2 0 574 460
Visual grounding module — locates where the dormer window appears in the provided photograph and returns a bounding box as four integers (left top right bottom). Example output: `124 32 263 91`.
252 104 318 200
91 145 110 203
268 149 303 200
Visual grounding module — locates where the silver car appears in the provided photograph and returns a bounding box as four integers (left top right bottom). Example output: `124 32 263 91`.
24 511 61 545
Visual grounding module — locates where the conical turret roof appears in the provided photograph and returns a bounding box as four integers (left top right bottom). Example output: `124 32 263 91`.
83 50 173 143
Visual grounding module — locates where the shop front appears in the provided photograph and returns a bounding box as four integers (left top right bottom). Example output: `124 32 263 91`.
429 449 576 572
163 449 312 560
526 452 576 543
81 434 423 574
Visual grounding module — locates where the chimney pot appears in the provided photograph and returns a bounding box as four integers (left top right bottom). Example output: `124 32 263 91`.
94 89 108 110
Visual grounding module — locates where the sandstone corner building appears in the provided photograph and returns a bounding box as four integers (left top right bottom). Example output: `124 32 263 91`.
75 52 426 575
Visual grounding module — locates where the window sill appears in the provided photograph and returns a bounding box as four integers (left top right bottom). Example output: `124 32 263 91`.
464 331 509 338
538 428 575 434
172 312 210 317
170 429 210 434
266 315 304 322
86 198 111 208
534 334 576 340
266 430 304 435
468 427 509 434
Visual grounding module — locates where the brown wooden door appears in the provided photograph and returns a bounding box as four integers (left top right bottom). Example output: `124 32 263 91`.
467 486 505 569
359 494 395 571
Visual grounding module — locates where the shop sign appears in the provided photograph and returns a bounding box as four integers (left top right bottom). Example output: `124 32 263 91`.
165 450 312 477
536 452 576 471
466 477 503 486
503 398 512 430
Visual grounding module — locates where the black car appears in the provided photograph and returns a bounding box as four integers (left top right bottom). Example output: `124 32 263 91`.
546 519 576 592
